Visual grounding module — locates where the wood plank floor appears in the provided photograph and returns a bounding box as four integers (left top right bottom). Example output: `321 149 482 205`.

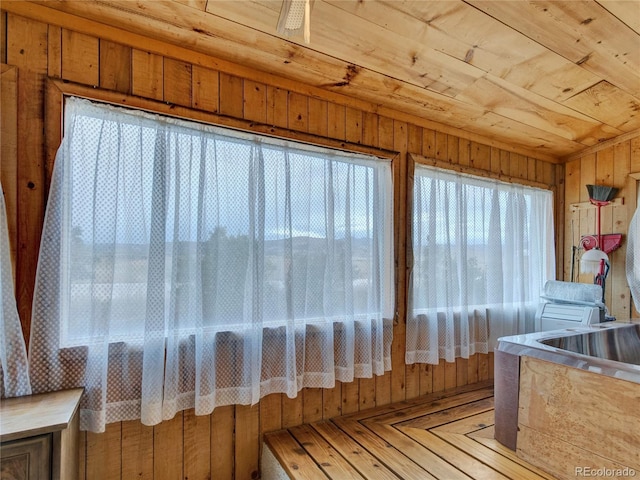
263 381 557 479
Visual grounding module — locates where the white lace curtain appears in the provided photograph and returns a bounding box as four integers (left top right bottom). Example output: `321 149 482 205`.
29 97 394 432
0 184 31 398
627 206 640 311
406 164 555 365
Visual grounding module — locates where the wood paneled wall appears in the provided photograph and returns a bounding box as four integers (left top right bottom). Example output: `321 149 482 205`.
563 135 640 320
1 9 563 480
517 355 640 478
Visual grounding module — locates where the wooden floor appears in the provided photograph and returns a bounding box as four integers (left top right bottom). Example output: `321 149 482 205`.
263 381 557 480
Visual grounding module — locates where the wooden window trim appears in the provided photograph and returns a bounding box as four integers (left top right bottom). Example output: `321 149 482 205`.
45 79 399 193
42 78 402 340
406 152 556 270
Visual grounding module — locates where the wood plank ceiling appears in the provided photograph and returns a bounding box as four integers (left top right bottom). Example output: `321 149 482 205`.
26 0 640 160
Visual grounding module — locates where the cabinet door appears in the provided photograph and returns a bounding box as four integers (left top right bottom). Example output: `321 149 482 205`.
0 434 52 480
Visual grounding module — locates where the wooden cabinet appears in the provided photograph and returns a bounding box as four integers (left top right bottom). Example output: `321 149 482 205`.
1 434 51 480
0 389 83 480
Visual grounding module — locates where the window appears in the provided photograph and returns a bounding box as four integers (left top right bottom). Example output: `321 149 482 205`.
29 97 394 432
406 163 555 365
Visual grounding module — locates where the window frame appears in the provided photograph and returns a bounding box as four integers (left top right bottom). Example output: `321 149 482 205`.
43 79 401 346
45 80 400 193
405 153 556 363
406 153 556 287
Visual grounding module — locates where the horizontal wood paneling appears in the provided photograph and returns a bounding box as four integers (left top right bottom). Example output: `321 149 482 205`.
0 9 567 480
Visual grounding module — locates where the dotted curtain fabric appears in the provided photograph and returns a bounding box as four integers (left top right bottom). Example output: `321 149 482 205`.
406 164 555 365
627 206 640 312
0 184 31 398
28 97 394 432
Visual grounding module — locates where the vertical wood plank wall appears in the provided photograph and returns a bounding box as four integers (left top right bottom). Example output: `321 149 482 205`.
1 10 563 480
564 137 640 320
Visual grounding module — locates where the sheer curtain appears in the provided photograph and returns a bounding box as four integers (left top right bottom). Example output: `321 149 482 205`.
28 97 394 432
0 184 31 398
406 164 555 365
627 206 640 312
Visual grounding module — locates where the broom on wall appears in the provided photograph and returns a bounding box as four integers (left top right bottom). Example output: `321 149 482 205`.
587 184 619 204
584 183 621 254
580 184 621 304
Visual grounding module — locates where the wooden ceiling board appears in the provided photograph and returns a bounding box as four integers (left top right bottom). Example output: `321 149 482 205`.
562 80 640 131
450 110 582 154
380 0 555 73
498 50 601 103
34 0 578 157
201 0 632 153
219 0 622 144
172 0 208 9
467 0 640 98
208 0 484 96
35 0 369 91
327 68 585 155
90 0 476 109
107 0 484 114
44 0 578 149
596 0 640 33
456 75 623 145
10 0 640 161
372 0 601 102
13 0 567 160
